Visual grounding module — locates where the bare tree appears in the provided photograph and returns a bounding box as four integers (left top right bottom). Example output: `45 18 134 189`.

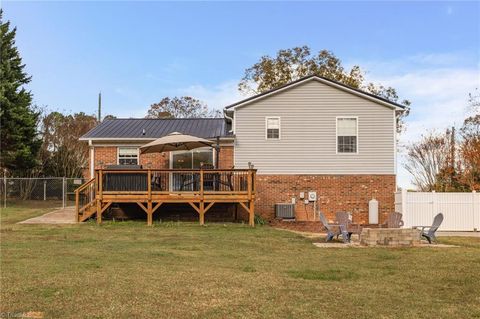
404 132 451 191
39 111 97 177
459 114 480 190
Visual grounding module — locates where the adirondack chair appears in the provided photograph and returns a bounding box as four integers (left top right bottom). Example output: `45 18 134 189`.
381 212 404 228
319 212 349 243
336 211 362 241
413 213 444 244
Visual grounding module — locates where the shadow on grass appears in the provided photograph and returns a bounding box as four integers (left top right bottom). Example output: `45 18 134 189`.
287 269 359 281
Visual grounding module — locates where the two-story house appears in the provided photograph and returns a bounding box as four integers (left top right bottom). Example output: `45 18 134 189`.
80 75 405 223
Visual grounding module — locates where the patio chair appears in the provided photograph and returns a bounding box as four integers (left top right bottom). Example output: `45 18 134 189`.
413 213 444 244
381 212 404 228
319 212 349 243
336 211 362 241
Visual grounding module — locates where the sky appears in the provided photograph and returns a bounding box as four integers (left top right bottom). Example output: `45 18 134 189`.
3 1 480 188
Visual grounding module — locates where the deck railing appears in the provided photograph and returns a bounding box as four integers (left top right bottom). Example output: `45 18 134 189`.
96 168 256 196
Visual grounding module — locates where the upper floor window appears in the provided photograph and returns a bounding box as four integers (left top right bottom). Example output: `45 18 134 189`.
266 117 280 140
118 147 139 165
337 117 358 153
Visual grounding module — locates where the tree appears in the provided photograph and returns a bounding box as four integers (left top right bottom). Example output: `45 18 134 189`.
404 132 452 191
146 96 221 118
238 46 410 133
459 114 480 190
39 111 97 177
0 10 41 175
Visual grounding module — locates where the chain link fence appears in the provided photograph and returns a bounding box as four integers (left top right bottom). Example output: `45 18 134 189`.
1 177 85 208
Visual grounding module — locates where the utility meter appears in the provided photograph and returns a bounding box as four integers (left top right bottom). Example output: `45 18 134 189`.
308 191 317 201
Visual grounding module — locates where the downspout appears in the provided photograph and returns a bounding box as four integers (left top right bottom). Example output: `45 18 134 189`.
223 109 234 134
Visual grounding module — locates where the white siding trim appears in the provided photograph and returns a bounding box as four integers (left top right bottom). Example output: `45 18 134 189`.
89 140 94 179
265 116 281 140
335 116 359 155
393 110 397 187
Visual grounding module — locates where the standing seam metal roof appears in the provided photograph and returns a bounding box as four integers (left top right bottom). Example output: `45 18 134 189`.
81 118 229 139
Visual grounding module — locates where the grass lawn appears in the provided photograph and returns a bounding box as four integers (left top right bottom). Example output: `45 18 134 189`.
1 204 479 319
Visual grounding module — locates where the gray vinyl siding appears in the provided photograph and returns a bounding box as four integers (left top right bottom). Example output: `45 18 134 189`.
234 80 396 174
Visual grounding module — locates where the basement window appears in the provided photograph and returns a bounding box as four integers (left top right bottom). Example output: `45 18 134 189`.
118 147 139 165
337 117 358 153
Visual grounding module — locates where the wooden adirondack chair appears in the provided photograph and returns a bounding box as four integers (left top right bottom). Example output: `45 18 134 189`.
381 212 404 228
319 212 349 243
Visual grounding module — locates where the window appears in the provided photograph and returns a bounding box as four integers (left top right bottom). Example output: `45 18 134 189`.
171 148 214 169
118 147 139 165
337 117 358 153
266 117 280 139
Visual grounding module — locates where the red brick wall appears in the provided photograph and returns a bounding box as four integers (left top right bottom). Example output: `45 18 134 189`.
218 146 234 169
90 145 234 171
254 174 396 224
94 147 117 168
140 152 169 169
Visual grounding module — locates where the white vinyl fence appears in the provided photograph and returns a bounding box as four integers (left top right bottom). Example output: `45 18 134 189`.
395 190 480 231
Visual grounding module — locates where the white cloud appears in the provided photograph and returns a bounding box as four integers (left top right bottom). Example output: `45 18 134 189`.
364 59 480 189
176 80 244 111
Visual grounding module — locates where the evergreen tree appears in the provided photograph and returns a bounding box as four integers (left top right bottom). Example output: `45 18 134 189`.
0 10 41 175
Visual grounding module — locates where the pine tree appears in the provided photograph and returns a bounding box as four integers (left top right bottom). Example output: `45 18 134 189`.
0 10 41 175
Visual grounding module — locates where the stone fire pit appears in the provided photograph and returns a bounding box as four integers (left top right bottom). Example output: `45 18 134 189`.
360 228 421 247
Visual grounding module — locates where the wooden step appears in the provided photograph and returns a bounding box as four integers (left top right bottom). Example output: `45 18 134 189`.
79 205 97 222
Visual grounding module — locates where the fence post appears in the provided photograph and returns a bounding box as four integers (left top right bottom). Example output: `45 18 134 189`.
3 174 6 208
43 180 47 201
431 190 437 219
62 177 66 208
473 190 478 232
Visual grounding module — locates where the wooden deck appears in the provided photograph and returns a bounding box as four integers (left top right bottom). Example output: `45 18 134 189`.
75 168 257 226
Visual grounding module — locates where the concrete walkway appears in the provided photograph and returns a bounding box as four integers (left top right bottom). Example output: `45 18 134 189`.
19 207 77 224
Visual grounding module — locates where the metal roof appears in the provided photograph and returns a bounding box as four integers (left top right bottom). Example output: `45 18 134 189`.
80 118 230 140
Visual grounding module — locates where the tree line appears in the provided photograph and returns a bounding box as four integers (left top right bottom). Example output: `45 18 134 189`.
1 11 416 179
404 91 480 192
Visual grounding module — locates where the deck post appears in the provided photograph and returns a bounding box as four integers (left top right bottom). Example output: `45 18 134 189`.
147 170 152 201
200 168 204 200
147 200 153 226
199 201 205 225
75 189 80 222
96 199 102 224
249 200 255 227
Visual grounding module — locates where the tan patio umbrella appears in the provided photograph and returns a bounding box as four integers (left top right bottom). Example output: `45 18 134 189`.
140 132 214 154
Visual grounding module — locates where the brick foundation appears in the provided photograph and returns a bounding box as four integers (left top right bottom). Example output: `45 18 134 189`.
255 174 396 224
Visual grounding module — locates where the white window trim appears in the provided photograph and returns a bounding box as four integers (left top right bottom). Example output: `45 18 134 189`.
117 147 140 165
335 116 359 155
265 116 281 140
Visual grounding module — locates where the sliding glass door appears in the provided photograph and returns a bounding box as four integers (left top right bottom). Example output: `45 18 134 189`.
171 148 214 191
